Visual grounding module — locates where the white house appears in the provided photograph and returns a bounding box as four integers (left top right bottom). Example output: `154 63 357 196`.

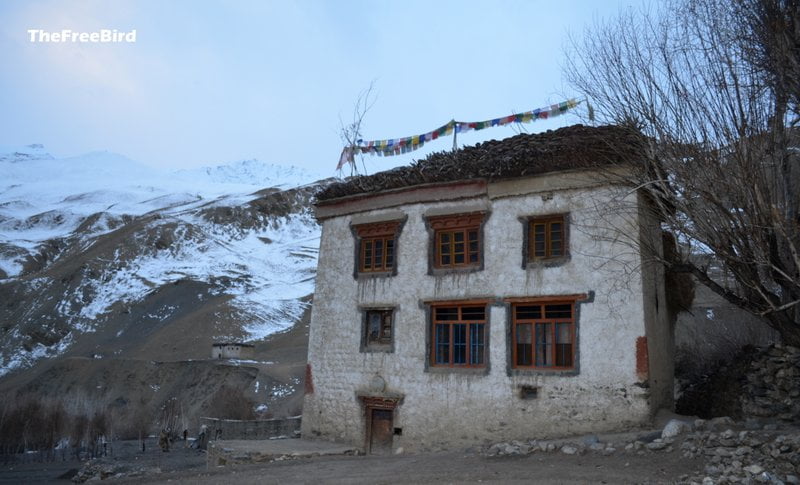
301 124 673 453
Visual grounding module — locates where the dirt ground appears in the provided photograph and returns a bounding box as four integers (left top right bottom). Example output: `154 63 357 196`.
121 445 703 485
0 433 704 484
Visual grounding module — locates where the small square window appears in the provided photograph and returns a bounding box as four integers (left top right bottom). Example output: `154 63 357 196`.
354 221 401 275
428 213 485 270
528 215 568 262
364 309 393 351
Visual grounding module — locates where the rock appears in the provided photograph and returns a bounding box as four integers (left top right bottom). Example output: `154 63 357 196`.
785 475 799 484
702 477 714 485
744 464 764 475
646 441 669 451
637 431 662 443
561 445 578 455
394 447 404 455
710 417 735 429
663 419 692 439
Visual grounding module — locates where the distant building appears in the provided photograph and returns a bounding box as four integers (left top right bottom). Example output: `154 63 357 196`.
211 342 254 359
301 125 673 453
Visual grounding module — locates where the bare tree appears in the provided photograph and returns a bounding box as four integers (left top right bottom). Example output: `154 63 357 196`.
564 0 800 345
338 81 378 176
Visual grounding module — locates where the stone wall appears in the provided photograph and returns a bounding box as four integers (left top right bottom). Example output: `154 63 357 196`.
200 416 301 441
741 345 800 422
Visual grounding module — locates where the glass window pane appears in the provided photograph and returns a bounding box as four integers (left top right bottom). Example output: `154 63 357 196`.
454 232 464 243
435 307 459 321
367 312 381 342
516 323 532 366
440 233 450 244
385 239 394 268
374 240 383 268
435 324 449 364
380 314 392 342
533 224 546 257
460 306 485 320
363 240 373 269
470 323 484 364
515 305 541 320
454 253 465 264
545 304 572 319
555 323 572 367
556 322 571 343
535 323 552 367
453 324 466 364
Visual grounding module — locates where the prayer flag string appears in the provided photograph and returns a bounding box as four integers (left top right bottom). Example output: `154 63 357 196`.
338 99 581 169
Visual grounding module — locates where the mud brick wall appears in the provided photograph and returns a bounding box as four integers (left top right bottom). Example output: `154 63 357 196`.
200 416 301 440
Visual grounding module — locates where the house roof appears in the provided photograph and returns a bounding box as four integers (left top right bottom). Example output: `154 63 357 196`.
317 124 643 203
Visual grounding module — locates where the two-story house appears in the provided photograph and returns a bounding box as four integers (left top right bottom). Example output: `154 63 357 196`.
301 124 673 453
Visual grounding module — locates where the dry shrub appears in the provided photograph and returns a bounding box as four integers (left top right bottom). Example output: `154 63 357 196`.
0 395 66 455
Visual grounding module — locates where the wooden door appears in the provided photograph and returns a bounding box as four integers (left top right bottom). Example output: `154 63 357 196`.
368 408 393 454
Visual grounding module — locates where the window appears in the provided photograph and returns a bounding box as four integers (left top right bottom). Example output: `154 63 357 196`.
431 304 486 367
355 221 400 274
528 215 567 261
365 309 393 347
512 301 575 370
428 213 484 269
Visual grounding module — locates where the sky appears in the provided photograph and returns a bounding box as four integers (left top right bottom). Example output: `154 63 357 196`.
0 0 645 177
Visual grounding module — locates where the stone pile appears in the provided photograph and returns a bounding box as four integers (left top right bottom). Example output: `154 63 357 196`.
484 416 800 484
71 461 161 483
741 345 800 422
678 422 800 484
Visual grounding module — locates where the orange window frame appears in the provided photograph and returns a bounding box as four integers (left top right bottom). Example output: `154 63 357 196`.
428 213 484 269
528 215 567 261
511 301 575 370
355 221 399 273
430 304 487 368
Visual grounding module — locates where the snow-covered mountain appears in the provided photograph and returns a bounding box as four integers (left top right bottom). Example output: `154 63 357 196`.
0 144 330 377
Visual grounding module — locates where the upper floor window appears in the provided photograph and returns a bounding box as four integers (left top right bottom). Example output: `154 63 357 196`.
354 221 401 274
428 213 485 269
512 301 575 370
431 304 487 367
528 214 568 262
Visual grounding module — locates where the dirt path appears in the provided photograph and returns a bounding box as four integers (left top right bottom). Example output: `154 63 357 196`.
118 446 703 484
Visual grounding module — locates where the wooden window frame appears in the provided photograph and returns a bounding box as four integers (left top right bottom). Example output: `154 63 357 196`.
511 300 576 371
430 303 487 368
354 221 401 275
428 213 484 270
527 214 568 263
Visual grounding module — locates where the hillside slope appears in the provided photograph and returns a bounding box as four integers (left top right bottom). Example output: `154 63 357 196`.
0 145 328 429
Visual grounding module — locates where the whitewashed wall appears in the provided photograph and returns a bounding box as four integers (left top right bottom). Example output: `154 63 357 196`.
302 171 666 452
